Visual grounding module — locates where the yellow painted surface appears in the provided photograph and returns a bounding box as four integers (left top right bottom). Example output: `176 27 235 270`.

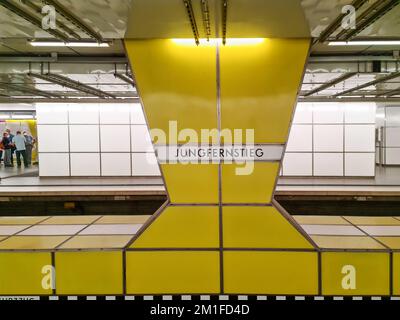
0 216 49 225
0 236 69 249
220 38 310 144
221 162 279 203
293 215 350 225
223 206 313 249
55 251 123 295
321 252 390 296
311 235 386 249
392 253 400 295
96 215 151 224
224 251 318 294
59 235 133 249
131 206 219 248
344 216 400 226
125 39 217 144
126 251 220 294
40 215 100 225
0 252 53 295
161 164 219 203
375 237 400 249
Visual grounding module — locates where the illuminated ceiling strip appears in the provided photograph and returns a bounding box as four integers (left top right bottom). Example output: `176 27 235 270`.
329 40 400 46
29 41 110 47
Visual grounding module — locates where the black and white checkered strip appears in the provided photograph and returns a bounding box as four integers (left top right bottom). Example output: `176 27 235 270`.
13 295 400 301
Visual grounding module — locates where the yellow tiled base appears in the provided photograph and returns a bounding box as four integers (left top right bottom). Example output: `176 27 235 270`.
224 251 319 295
1 215 400 295
321 252 390 296
126 251 220 294
0 252 53 295
55 251 123 295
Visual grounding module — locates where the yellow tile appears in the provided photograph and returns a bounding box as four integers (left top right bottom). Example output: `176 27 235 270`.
311 236 386 249
161 164 219 204
392 253 400 295
0 252 53 294
55 251 123 295
375 237 400 249
293 215 350 225
96 215 151 224
131 206 219 248
224 251 318 295
220 38 310 144
223 206 313 249
344 216 400 226
0 216 49 225
40 215 100 225
126 251 220 294
59 235 133 249
125 39 217 144
321 252 390 296
0 236 70 250
222 162 279 204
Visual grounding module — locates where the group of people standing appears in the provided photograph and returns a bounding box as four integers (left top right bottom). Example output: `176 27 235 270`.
0 129 35 168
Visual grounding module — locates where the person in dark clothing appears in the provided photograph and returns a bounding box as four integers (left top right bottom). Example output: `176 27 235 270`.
2 132 13 167
5 129 15 165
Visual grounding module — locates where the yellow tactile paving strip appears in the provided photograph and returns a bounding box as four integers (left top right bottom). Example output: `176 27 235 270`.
293 215 350 225
0 216 49 225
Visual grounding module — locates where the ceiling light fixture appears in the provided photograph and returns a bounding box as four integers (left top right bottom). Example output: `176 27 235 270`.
29 41 110 47
172 38 264 46
328 40 400 46
11 114 34 119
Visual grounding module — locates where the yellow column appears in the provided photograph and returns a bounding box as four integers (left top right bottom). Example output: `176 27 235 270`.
125 37 318 295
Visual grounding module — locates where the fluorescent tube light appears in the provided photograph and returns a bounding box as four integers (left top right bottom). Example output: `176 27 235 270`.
329 41 400 46
29 41 110 47
0 114 10 119
11 114 34 119
172 38 264 46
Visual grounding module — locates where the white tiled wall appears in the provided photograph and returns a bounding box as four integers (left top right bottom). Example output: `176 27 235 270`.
36 103 161 177
282 102 376 177
377 106 400 165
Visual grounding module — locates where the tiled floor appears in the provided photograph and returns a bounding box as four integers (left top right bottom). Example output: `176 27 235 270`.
0 215 150 250
293 215 400 250
2 214 400 251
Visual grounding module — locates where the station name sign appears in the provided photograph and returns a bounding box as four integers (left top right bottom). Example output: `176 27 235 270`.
154 145 284 163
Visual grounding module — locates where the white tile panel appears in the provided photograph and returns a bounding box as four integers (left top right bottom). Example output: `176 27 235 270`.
345 153 375 176
68 104 99 124
282 153 312 176
286 125 312 152
36 103 69 124
70 153 100 176
344 103 376 123
314 125 343 152
69 125 100 152
100 125 131 152
99 104 131 124
131 153 161 176
38 153 70 176
131 125 154 152
37 125 69 152
345 125 375 152
313 103 343 124
293 103 313 124
130 104 147 124
101 153 131 176
313 153 343 176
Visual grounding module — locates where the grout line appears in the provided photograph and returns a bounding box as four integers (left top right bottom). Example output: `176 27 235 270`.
54 215 105 250
341 216 392 250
